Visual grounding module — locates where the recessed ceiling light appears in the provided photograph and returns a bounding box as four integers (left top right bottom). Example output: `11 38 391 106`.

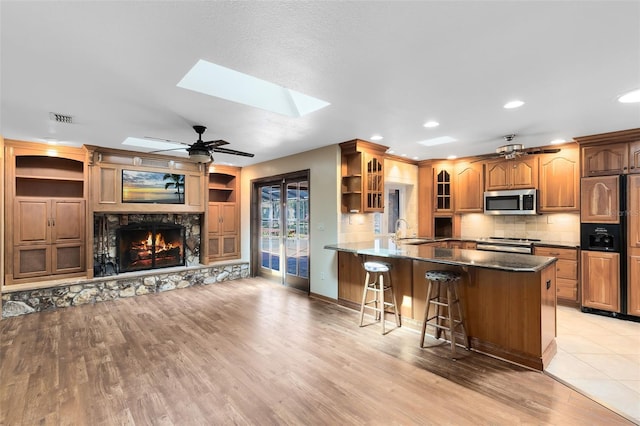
550 139 566 145
423 121 440 128
447 155 457 160
618 89 640 103
370 135 383 141
504 100 525 109
417 136 457 147
387 149 395 154
401 153 408 157
177 59 330 117
413 156 419 160
123 137 187 153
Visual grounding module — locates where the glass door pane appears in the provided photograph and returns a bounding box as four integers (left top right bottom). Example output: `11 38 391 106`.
285 181 309 289
260 184 281 273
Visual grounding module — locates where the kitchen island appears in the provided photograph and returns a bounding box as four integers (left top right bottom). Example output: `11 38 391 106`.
325 240 558 370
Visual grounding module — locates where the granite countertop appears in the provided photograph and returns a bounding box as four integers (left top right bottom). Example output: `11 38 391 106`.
325 240 556 272
397 236 580 249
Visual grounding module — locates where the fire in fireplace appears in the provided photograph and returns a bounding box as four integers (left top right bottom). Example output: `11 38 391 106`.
116 223 185 272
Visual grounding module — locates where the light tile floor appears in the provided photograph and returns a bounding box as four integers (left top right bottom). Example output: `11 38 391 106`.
545 305 640 424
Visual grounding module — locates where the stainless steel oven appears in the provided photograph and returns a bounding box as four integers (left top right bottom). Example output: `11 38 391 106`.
476 237 539 254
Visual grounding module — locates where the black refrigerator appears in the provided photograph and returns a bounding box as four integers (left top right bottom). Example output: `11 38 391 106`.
580 175 637 319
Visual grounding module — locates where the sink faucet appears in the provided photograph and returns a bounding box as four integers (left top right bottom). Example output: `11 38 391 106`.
395 218 409 241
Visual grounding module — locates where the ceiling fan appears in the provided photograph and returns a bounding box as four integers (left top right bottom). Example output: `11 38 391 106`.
150 125 254 163
474 134 561 162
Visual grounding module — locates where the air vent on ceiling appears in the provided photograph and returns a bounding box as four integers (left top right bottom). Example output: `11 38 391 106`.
49 112 73 124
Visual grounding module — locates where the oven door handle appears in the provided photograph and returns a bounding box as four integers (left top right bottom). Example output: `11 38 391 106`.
476 244 532 254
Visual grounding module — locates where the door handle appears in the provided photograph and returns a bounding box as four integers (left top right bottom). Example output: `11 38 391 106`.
546 279 551 290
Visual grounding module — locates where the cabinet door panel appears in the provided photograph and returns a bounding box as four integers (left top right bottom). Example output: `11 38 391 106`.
629 175 640 248
208 203 221 234
556 259 578 280
455 162 483 212
221 235 238 257
581 251 620 312
208 235 220 257
52 243 84 274
630 141 640 174
580 176 620 223
511 158 537 189
14 245 51 278
628 249 640 316
15 199 49 244
557 278 578 301
52 200 85 242
539 151 579 212
582 144 628 176
485 162 509 190
221 204 237 234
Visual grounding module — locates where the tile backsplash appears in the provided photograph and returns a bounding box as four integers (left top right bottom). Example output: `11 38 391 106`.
460 213 581 244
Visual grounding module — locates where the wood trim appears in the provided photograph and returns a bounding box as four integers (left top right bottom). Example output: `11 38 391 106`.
574 127 640 145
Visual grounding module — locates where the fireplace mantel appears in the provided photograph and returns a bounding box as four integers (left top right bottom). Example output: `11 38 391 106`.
85 145 207 215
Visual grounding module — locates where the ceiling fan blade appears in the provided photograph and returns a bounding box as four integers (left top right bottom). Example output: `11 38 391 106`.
143 136 190 146
148 147 188 154
203 139 230 148
211 147 255 157
524 147 562 155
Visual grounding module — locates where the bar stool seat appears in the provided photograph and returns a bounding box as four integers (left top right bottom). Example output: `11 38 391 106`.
359 261 401 334
421 270 469 358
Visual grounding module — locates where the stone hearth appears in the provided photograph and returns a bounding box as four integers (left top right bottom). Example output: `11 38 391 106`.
2 262 249 318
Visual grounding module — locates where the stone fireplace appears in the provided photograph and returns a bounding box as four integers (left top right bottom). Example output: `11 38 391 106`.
116 222 185 272
94 213 201 277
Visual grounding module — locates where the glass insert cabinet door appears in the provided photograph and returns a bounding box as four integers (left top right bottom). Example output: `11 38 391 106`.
257 175 309 292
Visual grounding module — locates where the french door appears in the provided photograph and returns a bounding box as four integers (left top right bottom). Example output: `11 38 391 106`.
252 171 309 292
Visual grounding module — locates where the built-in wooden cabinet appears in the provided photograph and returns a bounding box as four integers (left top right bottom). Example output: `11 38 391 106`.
340 140 388 213
581 250 620 312
454 161 483 213
628 175 640 316
433 162 453 214
577 128 640 176
535 246 579 306
538 146 580 212
580 175 620 223
4 141 88 284
485 157 537 191
581 144 628 176
628 248 640 316
207 166 240 261
13 198 85 279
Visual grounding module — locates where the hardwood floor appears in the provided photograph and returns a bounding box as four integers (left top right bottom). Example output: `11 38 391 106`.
0 277 632 425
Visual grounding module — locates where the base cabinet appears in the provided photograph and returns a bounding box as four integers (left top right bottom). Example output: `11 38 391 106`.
534 246 579 306
581 251 620 312
13 198 85 279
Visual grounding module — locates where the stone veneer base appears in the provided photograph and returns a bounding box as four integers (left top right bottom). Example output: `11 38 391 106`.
1 262 250 319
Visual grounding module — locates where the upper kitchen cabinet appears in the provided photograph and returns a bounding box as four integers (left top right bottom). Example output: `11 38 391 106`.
580 175 620 224
485 157 538 191
340 139 388 213
433 161 454 215
454 160 483 213
576 128 640 176
538 144 580 212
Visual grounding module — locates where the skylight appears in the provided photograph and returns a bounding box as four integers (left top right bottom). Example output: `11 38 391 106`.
417 136 457 147
122 137 186 154
177 59 330 117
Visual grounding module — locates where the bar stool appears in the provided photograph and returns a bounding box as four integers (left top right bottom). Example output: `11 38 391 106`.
420 270 469 358
359 261 401 334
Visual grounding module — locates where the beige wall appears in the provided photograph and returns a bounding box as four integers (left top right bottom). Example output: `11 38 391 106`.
240 144 341 299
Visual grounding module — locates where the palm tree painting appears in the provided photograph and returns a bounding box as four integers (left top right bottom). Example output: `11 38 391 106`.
163 173 185 203
121 170 186 204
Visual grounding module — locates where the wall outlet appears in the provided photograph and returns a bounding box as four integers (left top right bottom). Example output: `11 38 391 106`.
320 272 325 280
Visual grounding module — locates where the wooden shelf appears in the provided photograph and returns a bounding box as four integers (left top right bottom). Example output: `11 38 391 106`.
15 174 85 182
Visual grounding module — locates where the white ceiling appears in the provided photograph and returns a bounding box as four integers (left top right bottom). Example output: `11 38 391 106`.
1 1 639 167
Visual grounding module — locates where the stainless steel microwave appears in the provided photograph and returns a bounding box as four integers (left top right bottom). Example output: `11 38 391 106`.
484 189 538 215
